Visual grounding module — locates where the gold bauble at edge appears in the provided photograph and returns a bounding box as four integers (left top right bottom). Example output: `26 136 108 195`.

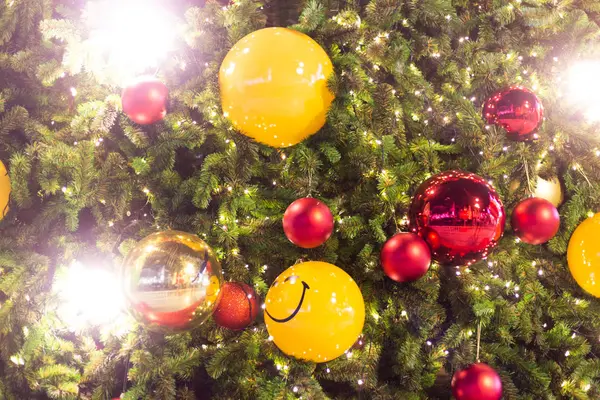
0 159 10 220
508 176 563 207
534 176 563 207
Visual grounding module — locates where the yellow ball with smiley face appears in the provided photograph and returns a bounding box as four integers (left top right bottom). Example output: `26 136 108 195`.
264 261 365 363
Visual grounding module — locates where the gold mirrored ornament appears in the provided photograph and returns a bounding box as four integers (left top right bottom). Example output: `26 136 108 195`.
122 231 223 333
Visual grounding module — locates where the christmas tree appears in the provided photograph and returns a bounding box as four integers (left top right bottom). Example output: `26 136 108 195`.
1 0 600 399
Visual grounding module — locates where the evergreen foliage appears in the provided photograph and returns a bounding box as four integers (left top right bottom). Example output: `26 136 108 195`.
0 0 599 398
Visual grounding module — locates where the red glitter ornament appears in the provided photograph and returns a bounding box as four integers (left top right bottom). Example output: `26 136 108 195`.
283 198 334 248
380 233 431 282
212 282 259 330
452 363 503 400
409 171 505 266
511 197 560 245
483 86 543 141
121 76 168 125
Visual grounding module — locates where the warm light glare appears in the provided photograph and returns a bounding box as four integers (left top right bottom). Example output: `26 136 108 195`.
55 260 125 330
566 61 600 122
84 0 176 84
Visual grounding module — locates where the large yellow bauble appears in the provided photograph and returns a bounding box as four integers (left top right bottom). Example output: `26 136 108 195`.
567 213 600 297
264 261 364 363
219 27 335 148
0 160 10 220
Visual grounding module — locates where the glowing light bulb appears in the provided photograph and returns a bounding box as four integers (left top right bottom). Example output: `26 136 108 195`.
566 61 600 122
55 260 125 330
82 0 177 85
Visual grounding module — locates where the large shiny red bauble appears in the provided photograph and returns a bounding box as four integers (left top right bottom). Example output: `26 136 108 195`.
121 76 168 125
452 363 503 400
381 233 431 282
409 171 505 266
483 86 543 141
511 197 560 245
283 198 334 248
212 282 259 330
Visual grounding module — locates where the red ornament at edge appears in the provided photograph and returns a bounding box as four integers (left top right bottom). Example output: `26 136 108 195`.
511 197 560 245
121 76 168 125
381 233 431 282
452 363 503 400
283 197 334 248
212 282 259 330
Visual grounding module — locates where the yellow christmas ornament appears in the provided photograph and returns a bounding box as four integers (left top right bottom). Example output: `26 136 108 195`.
264 261 364 363
219 27 335 148
567 213 600 297
0 160 10 220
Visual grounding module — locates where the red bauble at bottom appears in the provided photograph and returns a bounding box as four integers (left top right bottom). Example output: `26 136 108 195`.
121 76 169 125
283 197 334 248
380 233 431 282
452 363 503 400
212 282 259 330
511 197 560 245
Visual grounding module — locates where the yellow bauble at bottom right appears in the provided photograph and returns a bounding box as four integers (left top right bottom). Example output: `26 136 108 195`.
264 261 365 363
567 213 600 297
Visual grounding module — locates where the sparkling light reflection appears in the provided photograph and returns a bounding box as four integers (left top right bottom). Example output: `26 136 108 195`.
55 260 125 330
566 61 600 122
83 0 176 85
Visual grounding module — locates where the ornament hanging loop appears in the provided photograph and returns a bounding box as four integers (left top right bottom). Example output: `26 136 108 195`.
307 168 314 197
476 320 482 363
523 158 533 196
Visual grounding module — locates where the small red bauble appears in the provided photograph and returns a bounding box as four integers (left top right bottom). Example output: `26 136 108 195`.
483 86 543 141
409 171 505 266
212 282 259 330
511 197 560 245
283 198 334 248
452 363 503 400
121 76 168 125
381 233 431 282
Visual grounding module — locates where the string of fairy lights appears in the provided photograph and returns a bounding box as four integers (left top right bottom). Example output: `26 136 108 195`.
32 0 600 397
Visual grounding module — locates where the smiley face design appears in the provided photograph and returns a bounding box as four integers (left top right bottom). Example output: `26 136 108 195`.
264 261 365 363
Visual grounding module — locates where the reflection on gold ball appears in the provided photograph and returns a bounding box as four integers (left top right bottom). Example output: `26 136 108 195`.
534 176 563 207
122 231 223 333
